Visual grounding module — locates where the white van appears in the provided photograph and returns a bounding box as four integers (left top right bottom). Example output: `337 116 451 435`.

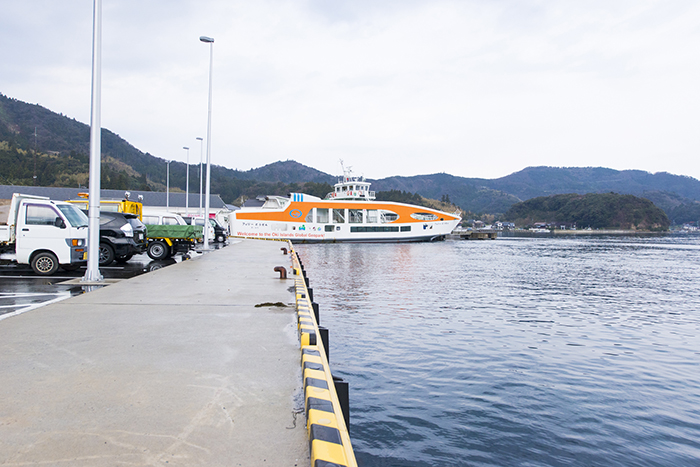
141 210 188 226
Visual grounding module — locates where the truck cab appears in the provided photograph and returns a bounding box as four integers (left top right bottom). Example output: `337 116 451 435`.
1 194 88 275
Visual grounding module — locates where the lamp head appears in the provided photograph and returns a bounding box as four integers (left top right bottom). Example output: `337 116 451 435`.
200 36 214 43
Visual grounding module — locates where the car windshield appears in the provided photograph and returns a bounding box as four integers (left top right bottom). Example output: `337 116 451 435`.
57 204 89 228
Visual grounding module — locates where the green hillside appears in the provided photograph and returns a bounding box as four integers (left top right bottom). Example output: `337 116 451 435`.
504 193 670 231
2 91 700 224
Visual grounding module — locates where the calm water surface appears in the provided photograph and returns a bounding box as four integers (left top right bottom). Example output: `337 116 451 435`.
295 235 700 467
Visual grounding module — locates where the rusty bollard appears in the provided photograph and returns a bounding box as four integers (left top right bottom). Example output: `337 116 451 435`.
280 247 288 255
274 266 287 279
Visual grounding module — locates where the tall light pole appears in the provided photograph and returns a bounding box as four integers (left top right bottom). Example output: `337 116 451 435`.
166 160 171 211
196 136 203 216
183 146 190 215
200 35 214 250
83 0 103 283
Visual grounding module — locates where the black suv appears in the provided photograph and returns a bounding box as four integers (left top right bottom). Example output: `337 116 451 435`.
86 211 148 265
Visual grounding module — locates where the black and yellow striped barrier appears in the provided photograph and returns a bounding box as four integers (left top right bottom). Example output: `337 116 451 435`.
290 244 357 467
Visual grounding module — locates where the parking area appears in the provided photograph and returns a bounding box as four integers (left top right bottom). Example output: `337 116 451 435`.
0 251 201 320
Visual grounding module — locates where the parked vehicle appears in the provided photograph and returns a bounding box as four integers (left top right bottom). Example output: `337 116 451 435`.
181 216 227 243
67 192 143 218
141 210 203 260
0 193 88 275
84 210 147 266
210 218 228 243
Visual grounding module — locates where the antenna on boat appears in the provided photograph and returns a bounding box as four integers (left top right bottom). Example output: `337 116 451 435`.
339 159 353 181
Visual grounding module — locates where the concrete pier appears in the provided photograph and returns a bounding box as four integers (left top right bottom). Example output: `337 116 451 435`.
0 239 308 466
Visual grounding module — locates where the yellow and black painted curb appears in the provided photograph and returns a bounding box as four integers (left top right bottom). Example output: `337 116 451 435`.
290 243 358 467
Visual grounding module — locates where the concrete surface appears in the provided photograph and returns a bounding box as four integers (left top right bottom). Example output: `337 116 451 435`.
0 239 308 466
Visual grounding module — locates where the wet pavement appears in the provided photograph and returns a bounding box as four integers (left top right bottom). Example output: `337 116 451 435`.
0 238 307 466
0 242 228 319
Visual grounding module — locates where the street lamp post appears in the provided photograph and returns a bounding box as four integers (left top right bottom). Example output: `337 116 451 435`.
84 0 103 283
166 160 171 211
196 136 203 216
200 35 214 251
183 146 190 215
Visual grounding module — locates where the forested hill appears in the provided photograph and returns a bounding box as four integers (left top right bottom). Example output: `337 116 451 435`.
370 168 700 223
504 193 671 231
2 92 700 223
0 93 337 202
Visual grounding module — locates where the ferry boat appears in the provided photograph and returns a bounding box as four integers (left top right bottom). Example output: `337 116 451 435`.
230 167 461 243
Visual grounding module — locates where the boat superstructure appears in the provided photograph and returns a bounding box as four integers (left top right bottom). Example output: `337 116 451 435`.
230 165 461 243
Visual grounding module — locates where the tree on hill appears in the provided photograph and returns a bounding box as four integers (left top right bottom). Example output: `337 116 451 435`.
375 189 427 207
504 193 670 230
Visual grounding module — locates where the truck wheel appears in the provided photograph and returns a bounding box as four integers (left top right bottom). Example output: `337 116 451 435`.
147 241 169 260
31 252 60 276
99 243 115 266
115 254 134 264
217 234 225 243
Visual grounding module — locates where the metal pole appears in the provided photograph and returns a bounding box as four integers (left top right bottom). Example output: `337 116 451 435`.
200 36 214 250
184 146 190 215
197 137 203 216
83 0 102 283
166 160 170 211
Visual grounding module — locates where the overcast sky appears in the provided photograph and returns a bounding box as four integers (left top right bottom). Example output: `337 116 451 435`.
2 0 699 180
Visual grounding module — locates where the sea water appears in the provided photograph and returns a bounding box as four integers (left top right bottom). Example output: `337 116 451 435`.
295 234 700 466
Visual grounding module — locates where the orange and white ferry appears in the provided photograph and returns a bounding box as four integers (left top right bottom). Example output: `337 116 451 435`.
230 166 461 243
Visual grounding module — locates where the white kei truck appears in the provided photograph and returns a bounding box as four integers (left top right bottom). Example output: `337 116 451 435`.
0 193 89 275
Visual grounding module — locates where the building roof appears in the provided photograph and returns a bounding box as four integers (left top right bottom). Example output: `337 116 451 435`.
0 185 228 210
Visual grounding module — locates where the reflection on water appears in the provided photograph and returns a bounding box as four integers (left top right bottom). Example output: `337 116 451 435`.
296 235 700 467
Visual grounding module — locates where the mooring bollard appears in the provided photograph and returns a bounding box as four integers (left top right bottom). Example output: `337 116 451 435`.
308 287 314 303
273 266 287 279
280 247 288 255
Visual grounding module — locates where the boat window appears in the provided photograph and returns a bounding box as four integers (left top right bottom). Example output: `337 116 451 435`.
366 210 378 223
410 212 439 221
305 209 314 223
316 208 329 223
332 208 346 224
348 209 363 224
350 226 400 233
401 226 411 232
379 210 399 223
325 225 334 232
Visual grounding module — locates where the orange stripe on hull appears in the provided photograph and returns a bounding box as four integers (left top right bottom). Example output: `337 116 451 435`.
235 201 460 223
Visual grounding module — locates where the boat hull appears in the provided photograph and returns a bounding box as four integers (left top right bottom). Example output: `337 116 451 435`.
230 199 461 243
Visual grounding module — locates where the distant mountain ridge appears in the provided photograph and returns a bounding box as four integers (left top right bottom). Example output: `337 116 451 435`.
2 92 699 223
